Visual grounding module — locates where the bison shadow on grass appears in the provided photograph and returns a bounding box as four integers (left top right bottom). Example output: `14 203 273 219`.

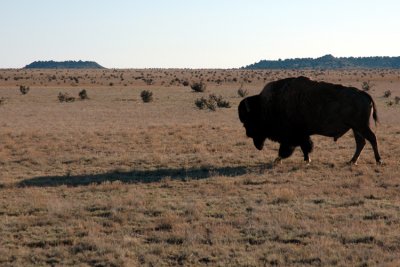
17 166 248 187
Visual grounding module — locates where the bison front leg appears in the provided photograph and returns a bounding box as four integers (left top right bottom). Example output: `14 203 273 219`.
275 143 295 163
300 137 314 163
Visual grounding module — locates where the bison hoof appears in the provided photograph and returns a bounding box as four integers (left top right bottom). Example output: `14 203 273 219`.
305 158 311 166
347 160 358 166
376 160 384 166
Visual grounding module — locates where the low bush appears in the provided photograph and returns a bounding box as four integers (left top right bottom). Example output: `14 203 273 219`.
383 90 392 98
361 81 373 91
237 86 248 98
195 97 209 110
209 94 231 108
19 85 30 95
58 92 75 103
195 94 230 111
141 90 153 103
79 89 89 100
190 82 206 92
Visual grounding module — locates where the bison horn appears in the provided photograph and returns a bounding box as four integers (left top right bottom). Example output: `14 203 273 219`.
244 98 250 113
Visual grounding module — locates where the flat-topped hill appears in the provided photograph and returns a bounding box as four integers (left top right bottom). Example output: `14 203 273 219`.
24 60 105 69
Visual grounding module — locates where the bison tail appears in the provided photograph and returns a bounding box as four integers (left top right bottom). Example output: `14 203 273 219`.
362 91 378 126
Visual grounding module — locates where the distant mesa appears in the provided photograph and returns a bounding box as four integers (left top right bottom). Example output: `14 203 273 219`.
243 54 400 69
24 60 105 69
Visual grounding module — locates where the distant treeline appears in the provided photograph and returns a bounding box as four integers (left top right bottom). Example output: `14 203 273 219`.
24 60 105 69
243 54 400 69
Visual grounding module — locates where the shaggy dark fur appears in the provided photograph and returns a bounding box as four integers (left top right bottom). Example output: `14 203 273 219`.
238 76 382 164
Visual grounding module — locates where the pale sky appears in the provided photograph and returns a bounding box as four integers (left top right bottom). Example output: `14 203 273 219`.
1 0 400 68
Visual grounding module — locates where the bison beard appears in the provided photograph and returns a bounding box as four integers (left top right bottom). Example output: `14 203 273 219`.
253 138 265 151
238 76 382 165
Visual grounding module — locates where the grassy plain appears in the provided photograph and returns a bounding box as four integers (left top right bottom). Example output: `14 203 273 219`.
0 69 399 266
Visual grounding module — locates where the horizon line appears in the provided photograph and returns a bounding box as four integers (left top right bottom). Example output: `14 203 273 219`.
3 54 400 69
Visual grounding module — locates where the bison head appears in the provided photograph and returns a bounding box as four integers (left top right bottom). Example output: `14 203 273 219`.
238 95 266 150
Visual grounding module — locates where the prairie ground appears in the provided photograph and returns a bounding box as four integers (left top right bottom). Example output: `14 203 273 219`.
0 69 399 266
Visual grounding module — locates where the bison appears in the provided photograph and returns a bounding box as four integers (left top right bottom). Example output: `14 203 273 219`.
238 76 382 165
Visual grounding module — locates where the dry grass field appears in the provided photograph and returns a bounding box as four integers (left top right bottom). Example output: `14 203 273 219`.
0 68 399 266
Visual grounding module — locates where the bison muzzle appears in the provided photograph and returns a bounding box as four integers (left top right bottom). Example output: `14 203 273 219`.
238 76 382 165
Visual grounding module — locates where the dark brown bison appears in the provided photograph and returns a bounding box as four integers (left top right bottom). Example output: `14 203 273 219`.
238 76 382 165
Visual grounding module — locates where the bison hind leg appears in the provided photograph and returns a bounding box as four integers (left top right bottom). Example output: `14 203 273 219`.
300 137 313 163
349 130 366 165
354 127 382 164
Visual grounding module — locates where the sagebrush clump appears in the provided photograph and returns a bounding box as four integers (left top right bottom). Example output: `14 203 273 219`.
237 86 248 98
19 85 30 95
190 82 207 92
58 92 75 103
195 94 230 111
383 90 392 98
79 89 89 100
141 90 153 103
361 81 373 91
209 94 231 108
194 97 211 110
